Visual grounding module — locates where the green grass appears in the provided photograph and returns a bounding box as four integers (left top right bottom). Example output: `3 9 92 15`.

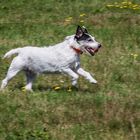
0 0 140 139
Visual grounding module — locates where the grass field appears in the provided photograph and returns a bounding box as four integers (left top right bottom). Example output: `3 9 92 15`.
0 0 140 139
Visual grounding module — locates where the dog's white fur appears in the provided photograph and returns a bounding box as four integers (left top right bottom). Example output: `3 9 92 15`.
1 28 101 91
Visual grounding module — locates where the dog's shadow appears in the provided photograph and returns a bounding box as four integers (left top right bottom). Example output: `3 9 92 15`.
35 85 79 92
12 83 100 93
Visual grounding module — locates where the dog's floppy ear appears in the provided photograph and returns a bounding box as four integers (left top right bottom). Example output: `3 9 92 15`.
82 26 88 34
75 25 84 39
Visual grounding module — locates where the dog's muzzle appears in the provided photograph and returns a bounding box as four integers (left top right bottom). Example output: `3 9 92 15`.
85 44 102 56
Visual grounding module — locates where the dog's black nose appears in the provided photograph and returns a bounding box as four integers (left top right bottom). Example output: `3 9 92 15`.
98 44 102 48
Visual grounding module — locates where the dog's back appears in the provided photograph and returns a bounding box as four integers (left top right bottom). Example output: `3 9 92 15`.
3 43 79 73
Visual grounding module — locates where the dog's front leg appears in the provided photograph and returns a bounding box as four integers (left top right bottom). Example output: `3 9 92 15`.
76 68 97 84
63 68 79 86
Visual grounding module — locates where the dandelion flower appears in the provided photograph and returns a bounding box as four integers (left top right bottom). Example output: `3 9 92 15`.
122 2 128 5
128 1 132 5
22 87 26 92
79 13 86 17
130 53 138 60
67 17 73 20
65 19 71 22
106 4 114 7
54 86 61 90
65 17 73 23
67 87 72 92
80 20 84 23
133 54 138 59
133 4 139 8
123 6 128 8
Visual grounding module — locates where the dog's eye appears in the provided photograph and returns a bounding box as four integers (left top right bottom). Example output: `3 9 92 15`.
87 38 93 42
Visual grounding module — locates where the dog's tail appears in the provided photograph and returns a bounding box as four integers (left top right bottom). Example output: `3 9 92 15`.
3 48 21 59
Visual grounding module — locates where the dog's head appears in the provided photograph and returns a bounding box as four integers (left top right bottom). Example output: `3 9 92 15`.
74 25 102 56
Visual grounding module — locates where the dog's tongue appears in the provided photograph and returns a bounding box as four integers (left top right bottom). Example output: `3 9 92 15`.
89 48 95 56
86 47 98 56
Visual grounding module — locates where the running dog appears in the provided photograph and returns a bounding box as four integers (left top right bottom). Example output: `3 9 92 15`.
1 26 102 91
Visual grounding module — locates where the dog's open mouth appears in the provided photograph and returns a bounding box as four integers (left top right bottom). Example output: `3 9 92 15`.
85 47 99 56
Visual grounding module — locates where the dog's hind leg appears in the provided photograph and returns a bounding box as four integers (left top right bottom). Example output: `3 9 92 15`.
1 56 24 89
63 68 79 86
24 70 36 91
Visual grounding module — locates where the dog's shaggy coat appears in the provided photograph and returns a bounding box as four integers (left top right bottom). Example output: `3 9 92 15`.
1 26 101 91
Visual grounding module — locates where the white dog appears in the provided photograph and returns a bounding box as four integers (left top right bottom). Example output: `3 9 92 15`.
1 26 101 91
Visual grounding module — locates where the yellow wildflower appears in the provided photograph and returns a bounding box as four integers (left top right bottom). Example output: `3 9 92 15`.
65 19 71 22
133 54 138 59
128 1 132 5
67 17 73 20
67 87 72 92
122 2 128 5
133 4 139 8
65 17 73 22
123 6 128 8
21 87 26 92
79 13 86 17
106 4 114 7
80 20 84 23
54 86 61 90
130 53 138 59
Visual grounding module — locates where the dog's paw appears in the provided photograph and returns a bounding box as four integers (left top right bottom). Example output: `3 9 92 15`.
90 79 97 84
